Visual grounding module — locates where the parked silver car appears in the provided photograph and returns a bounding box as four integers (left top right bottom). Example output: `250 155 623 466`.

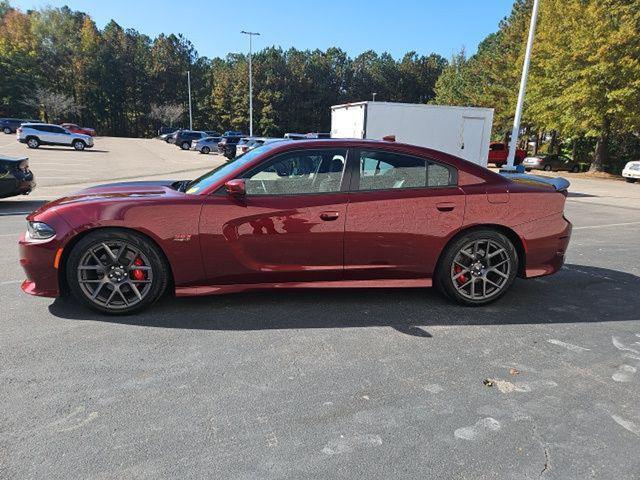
194 136 222 154
522 154 580 173
17 123 94 151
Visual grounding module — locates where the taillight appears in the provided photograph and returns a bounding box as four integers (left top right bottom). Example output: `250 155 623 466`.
17 127 22 133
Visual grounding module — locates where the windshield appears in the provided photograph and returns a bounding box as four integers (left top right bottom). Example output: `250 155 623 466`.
184 141 284 194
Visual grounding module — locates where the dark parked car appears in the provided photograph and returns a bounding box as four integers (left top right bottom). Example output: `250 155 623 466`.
1 118 39 134
218 135 244 159
174 130 208 150
0 155 35 198
522 154 580 172
19 138 572 314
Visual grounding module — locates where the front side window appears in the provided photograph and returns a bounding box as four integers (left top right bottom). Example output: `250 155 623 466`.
357 150 456 190
245 149 347 195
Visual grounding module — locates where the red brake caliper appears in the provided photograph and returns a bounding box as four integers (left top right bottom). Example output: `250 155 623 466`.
131 257 145 281
454 265 468 285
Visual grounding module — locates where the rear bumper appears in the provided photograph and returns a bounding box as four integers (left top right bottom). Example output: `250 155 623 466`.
513 213 572 278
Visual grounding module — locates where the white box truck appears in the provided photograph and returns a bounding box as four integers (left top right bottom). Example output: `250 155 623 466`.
330 101 494 167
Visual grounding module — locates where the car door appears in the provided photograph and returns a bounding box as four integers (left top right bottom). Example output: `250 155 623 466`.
344 148 465 280
49 125 71 145
198 148 350 285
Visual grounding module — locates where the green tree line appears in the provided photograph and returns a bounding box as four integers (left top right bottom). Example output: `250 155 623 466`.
0 2 445 138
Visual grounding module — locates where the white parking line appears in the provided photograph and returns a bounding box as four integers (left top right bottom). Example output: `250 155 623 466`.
0 280 21 286
0 233 20 237
574 221 640 230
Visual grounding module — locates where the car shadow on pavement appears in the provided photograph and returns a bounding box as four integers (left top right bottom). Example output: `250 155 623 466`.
0 200 47 215
48 264 640 337
35 147 109 153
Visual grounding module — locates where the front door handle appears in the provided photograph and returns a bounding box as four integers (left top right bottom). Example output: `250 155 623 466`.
320 211 340 221
436 202 456 212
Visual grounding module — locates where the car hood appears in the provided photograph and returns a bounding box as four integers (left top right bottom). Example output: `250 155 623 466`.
28 181 182 218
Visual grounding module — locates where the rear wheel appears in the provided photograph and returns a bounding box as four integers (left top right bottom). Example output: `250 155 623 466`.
543 164 552 171
570 165 580 173
201 146 210 154
626 178 637 183
3 127 11 134
26 137 40 149
435 229 518 306
180 141 190 150
66 229 169 314
72 139 86 151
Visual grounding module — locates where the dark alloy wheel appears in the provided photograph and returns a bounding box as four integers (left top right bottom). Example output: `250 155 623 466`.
201 146 210 154
72 139 85 151
26 137 40 149
181 141 190 150
570 165 580 173
3 127 11 134
436 230 518 306
626 178 637 183
544 164 552 171
67 230 169 314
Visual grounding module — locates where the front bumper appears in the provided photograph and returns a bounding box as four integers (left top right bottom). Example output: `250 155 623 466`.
622 168 640 179
18 232 62 298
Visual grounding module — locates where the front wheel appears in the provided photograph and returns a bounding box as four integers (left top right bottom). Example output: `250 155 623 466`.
543 164 552 171
201 146 210 154
626 178 637 183
435 230 518 306
180 141 190 150
72 139 86 151
570 165 580 173
3 127 11 134
66 229 170 314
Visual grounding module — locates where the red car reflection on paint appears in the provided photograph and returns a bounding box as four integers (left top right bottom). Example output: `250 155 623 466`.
19 139 571 314
60 123 96 137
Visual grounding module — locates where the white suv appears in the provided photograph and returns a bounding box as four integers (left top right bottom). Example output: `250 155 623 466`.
622 161 640 183
17 123 94 151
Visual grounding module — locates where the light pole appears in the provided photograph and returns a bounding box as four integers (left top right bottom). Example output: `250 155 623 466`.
372 92 377 102
504 0 539 171
241 30 260 137
187 70 193 130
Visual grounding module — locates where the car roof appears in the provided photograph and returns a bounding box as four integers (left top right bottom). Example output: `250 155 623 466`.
22 123 60 127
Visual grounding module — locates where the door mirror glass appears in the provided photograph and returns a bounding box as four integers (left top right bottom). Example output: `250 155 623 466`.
225 178 246 196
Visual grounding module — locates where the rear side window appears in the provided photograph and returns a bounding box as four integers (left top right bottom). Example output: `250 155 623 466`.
356 150 456 191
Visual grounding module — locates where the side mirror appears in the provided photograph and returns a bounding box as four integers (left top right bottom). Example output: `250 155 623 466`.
225 178 246 196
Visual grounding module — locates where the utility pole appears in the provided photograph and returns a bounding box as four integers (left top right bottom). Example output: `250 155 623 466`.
241 30 260 137
372 92 377 102
187 70 193 130
504 0 539 171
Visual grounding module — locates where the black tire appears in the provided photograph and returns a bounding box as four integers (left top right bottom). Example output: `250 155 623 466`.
435 229 518 306
543 164 552 171
165 137 171 143
72 139 86 151
201 146 210 154
570 165 580 173
3 127 11 134
66 229 170 315
26 137 40 149
180 141 190 150
626 178 637 183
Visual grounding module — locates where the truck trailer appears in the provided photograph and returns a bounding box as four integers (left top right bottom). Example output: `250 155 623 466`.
330 101 494 167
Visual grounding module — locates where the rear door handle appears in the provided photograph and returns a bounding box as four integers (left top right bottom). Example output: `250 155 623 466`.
320 211 340 221
436 202 456 212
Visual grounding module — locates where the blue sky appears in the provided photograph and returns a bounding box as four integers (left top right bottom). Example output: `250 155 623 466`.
12 0 516 60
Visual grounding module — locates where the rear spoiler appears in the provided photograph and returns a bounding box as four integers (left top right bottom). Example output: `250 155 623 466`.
500 172 570 193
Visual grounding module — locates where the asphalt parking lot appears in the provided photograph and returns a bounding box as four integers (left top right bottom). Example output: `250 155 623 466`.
1 138 640 479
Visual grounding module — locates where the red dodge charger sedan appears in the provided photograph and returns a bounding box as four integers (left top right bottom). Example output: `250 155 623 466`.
19 139 572 314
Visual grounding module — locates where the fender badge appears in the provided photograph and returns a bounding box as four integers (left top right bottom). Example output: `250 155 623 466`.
173 234 192 242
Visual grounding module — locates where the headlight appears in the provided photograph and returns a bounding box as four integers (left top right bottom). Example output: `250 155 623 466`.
27 221 55 240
